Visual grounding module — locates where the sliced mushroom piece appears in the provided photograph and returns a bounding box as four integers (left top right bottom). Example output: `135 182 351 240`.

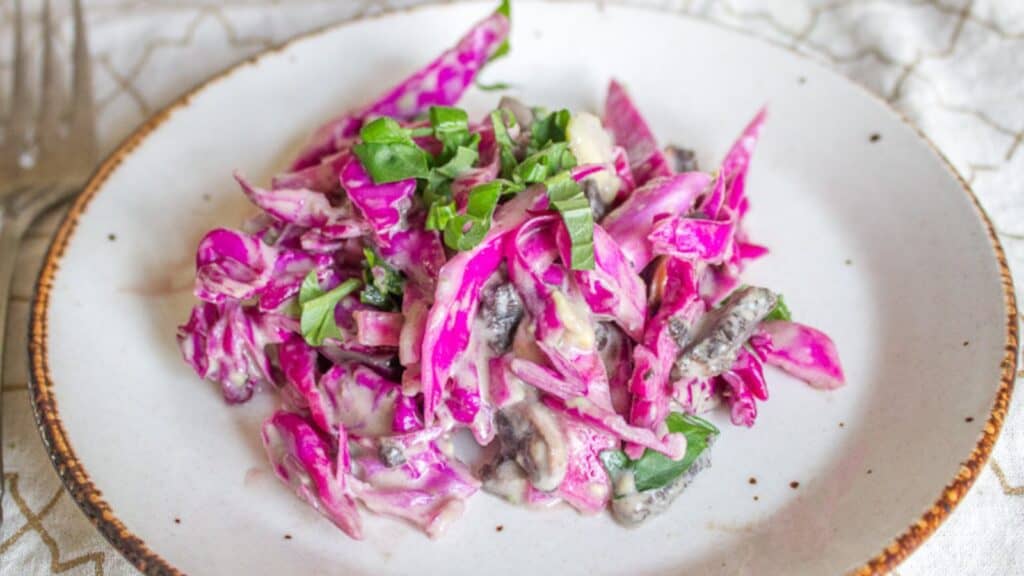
481 458 531 504
583 179 611 221
494 402 568 492
672 286 777 381
611 442 714 525
378 438 407 468
479 281 525 354
664 145 699 173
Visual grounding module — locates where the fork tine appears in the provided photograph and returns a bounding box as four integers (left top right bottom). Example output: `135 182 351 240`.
37 0 63 158
68 0 97 164
8 0 31 160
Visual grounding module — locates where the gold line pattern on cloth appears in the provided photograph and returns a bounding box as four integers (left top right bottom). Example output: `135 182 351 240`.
990 460 1024 496
710 0 1024 168
2 474 107 576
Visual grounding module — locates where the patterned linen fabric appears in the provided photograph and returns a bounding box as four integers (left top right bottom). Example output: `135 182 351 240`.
1 1 1021 574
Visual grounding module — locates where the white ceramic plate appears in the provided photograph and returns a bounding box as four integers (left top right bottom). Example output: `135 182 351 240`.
30 2 1016 575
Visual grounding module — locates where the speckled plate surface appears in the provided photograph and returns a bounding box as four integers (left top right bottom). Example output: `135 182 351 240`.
29 2 1016 575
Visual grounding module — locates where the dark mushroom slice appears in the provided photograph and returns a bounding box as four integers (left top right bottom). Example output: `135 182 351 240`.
610 441 714 525
479 281 525 354
378 438 408 468
481 458 531 503
582 179 611 221
672 286 777 381
494 401 568 492
664 145 699 173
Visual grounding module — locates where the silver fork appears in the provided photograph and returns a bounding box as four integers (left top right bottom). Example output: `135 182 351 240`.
0 0 97 521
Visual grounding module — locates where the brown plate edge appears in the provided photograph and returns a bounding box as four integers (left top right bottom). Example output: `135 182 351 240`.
24 2 1018 576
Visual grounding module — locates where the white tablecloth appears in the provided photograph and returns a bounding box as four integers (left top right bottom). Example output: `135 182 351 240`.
2 1 1021 574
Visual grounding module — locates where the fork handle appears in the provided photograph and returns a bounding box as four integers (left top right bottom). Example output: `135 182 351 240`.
0 212 29 523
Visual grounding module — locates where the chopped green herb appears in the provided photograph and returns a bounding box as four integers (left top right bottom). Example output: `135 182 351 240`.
475 79 513 92
359 117 412 144
360 248 405 311
440 181 503 251
599 450 631 478
429 106 474 157
529 108 571 153
426 200 457 232
599 413 719 494
764 294 792 322
299 272 362 346
444 216 489 251
353 117 430 184
408 126 435 138
434 145 479 179
353 142 430 184
465 180 502 219
545 171 593 270
496 0 510 18
514 142 576 184
490 110 519 179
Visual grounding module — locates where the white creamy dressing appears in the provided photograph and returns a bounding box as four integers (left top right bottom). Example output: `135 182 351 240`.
337 378 396 437
483 459 530 504
551 291 596 351
512 318 548 365
566 112 620 204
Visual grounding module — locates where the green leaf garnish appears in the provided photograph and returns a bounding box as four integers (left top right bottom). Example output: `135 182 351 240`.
496 0 511 18
429 106 475 157
299 272 362 346
444 216 489 251
545 171 594 270
529 108 571 153
359 117 411 144
764 293 792 322
353 142 430 184
353 117 430 184
475 79 513 92
440 181 503 251
514 142 576 184
599 450 631 478
490 110 519 179
426 200 457 231
599 413 719 494
359 248 405 311
434 145 479 179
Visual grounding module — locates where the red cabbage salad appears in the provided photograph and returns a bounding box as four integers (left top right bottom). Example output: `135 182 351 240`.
177 0 844 538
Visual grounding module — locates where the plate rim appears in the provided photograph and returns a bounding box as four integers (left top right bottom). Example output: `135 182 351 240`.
26 2 1018 574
